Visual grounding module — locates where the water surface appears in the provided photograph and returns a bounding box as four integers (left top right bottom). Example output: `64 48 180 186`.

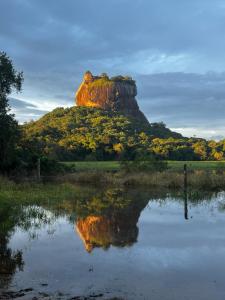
1 187 225 299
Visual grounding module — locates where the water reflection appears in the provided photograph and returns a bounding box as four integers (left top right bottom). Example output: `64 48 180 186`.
0 236 24 288
0 202 54 289
75 189 149 252
0 185 224 297
184 186 189 220
0 202 24 288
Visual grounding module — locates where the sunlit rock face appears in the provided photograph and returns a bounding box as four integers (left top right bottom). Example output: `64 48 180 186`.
75 71 149 123
75 210 140 253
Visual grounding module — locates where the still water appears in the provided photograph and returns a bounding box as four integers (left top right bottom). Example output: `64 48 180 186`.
1 187 225 299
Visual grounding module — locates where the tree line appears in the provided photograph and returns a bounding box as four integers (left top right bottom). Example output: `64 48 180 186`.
22 106 225 162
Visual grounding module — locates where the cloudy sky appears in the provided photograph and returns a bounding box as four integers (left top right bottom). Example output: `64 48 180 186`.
1 0 225 139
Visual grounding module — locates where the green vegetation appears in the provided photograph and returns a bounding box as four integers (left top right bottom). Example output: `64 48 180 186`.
21 106 225 163
21 106 186 163
88 73 136 88
53 169 225 190
89 76 114 88
0 176 222 211
63 160 119 171
110 75 136 85
168 160 225 170
149 137 225 160
119 170 225 190
0 177 81 203
0 51 23 173
62 160 225 171
2 52 225 178
120 153 168 172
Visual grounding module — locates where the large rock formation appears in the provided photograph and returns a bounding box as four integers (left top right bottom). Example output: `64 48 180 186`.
75 71 149 123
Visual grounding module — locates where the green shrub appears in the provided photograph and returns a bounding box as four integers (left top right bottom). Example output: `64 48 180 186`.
120 153 168 173
39 157 76 175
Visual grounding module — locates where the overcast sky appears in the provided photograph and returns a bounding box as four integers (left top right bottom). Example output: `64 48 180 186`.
1 0 225 139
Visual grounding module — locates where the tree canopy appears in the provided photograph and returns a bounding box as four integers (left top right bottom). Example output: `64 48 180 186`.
0 52 23 172
21 106 225 161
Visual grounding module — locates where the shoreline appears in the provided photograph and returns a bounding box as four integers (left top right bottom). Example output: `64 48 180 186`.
4 169 225 191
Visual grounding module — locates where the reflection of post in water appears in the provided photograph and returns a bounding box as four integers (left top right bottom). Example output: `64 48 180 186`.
184 164 188 220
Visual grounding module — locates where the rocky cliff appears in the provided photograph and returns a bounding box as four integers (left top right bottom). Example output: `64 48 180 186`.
75 71 149 123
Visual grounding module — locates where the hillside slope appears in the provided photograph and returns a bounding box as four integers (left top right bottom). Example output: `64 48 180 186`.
22 106 182 160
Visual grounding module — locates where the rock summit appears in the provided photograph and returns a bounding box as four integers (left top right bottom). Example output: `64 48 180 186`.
75 71 148 123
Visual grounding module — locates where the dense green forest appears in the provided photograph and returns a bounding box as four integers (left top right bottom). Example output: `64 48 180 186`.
21 106 225 162
21 106 180 161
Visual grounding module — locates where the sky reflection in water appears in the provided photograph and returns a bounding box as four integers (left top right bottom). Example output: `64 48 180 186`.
1 188 225 299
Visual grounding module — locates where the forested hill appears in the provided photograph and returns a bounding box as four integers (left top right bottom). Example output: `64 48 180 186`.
21 106 182 161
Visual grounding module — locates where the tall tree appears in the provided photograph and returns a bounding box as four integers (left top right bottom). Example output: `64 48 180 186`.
0 52 23 172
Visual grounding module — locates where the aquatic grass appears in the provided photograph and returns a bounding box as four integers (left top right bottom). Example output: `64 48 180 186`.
0 176 80 205
120 170 225 190
121 172 184 188
56 170 225 190
57 171 117 186
1 169 225 197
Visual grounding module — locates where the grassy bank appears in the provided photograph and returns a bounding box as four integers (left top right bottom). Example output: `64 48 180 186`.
0 177 81 204
56 169 225 190
3 160 225 191
1 171 224 206
62 160 225 172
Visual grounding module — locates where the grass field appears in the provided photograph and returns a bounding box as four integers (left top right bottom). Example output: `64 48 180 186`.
62 161 225 171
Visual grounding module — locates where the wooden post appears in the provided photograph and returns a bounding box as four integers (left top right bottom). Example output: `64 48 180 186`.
184 163 188 220
37 158 41 181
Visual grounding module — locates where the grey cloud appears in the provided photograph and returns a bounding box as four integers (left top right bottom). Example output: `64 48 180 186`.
9 98 49 123
1 0 225 138
9 98 36 109
1 0 225 73
136 72 225 130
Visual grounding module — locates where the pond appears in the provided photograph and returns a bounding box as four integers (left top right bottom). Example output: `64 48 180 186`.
1 186 225 299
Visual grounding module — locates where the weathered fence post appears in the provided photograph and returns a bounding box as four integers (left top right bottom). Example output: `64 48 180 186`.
184 163 188 220
37 158 41 181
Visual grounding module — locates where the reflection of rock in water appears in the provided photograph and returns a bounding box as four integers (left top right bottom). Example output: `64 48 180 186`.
75 200 146 253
